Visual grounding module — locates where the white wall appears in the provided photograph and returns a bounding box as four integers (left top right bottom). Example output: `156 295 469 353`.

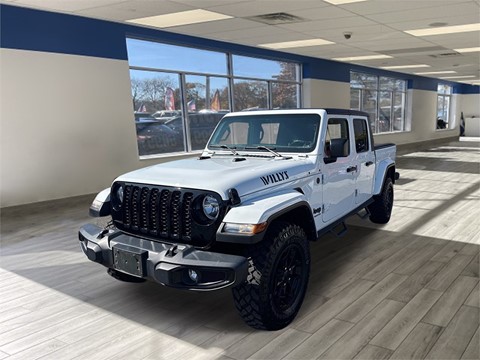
303 79 350 108
460 93 480 118
0 48 187 207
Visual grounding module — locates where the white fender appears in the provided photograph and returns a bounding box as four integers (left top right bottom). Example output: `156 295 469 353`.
373 159 395 195
223 189 310 225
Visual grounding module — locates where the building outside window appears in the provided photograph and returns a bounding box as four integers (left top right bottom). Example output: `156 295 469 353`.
126 38 301 157
350 71 407 134
437 84 452 130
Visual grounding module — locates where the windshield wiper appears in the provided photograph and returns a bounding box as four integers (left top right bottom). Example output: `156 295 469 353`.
210 144 239 156
246 146 283 157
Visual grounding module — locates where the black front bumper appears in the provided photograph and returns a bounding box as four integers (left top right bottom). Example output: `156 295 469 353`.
78 224 248 291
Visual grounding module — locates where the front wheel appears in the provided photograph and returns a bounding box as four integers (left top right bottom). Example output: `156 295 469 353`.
368 177 394 224
232 222 310 330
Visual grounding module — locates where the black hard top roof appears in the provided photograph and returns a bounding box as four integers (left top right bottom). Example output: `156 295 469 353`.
324 108 369 117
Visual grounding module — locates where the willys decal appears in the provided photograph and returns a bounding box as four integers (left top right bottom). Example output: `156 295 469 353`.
260 171 289 186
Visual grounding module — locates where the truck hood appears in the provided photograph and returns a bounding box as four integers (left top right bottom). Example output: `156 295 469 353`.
115 155 316 199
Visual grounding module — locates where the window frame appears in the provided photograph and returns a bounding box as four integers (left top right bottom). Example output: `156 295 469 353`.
350 71 407 135
126 37 302 158
436 84 452 131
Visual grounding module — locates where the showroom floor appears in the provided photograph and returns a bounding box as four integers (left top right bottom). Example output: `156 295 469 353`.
1 139 479 360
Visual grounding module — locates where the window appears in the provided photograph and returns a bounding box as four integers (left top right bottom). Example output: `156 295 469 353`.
126 38 301 157
353 119 369 153
350 71 407 134
437 84 452 130
209 114 320 153
325 118 350 158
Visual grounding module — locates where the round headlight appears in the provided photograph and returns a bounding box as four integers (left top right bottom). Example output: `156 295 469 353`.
202 195 219 220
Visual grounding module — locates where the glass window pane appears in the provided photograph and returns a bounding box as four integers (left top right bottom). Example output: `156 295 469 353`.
233 79 268 111
362 89 377 134
185 75 230 151
209 114 320 153
326 118 350 157
379 77 395 90
350 89 360 110
272 83 298 109
393 92 405 132
233 55 299 80
351 72 377 89
130 70 185 155
437 84 452 95
127 38 227 75
353 119 369 153
379 91 392 133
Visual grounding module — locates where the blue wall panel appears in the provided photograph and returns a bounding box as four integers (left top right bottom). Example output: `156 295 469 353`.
1 4 478 94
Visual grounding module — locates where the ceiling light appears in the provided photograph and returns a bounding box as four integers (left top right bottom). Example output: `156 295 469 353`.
259 38 334 49
381 64 430 69
415 71 457 75
439 75 476 79
405 23 480 37
324 0 368 4
127 10 232 28
453 47 480 53
333 55 392 61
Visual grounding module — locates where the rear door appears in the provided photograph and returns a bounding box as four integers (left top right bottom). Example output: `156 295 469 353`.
352 117 375 204
321 116 356 223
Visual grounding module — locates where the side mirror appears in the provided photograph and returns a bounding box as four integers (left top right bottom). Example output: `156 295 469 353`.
330 138 348 158
323 156 337 164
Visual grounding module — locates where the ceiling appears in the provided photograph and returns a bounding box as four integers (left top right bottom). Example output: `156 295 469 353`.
3 0 480 85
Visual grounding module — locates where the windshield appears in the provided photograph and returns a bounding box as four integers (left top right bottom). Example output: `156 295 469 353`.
208 114 320 153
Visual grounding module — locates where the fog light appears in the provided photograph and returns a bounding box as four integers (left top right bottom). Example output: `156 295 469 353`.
188 269 199 283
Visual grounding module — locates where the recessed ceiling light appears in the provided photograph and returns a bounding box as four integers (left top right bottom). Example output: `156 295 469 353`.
126 9 233 28
380 64 430 69
415 71 457 75
333 54 392 61
259 39 334 49
453 47 480 53
405 23 480 37
439 75 476 79
324 0 368 4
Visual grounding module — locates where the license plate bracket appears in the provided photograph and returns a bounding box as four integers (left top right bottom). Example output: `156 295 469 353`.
112 244 147 277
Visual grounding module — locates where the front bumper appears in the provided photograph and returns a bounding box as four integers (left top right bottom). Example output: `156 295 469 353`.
78 224 248 291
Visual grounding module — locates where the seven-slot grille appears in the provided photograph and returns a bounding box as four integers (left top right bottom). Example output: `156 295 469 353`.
122 184 194 241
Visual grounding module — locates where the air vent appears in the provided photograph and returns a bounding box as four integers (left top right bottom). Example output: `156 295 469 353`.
247 12 305 25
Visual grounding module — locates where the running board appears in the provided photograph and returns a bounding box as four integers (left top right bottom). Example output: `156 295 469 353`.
356 207 370 220
330 222 348 237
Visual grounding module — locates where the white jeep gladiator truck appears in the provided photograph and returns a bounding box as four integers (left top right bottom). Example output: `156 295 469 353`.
79 108 399 330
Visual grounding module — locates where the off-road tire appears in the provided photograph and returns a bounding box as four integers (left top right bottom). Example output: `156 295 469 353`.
368 177 394 224
232 222 310 330
107 268 146 283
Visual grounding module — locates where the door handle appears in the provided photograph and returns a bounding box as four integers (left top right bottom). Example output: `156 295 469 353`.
365 161 374 167
346 166 358 173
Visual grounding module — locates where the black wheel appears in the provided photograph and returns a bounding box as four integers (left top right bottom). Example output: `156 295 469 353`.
232 222 310 330
368 177 394 224
107 268 146 283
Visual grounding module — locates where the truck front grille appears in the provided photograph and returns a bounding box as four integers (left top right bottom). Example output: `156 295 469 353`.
122 184 194 241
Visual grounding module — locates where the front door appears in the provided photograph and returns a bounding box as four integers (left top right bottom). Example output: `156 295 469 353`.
322 117 356 223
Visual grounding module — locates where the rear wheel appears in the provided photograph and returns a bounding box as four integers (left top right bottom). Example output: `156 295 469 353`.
232 222 310 330
368 177 394 224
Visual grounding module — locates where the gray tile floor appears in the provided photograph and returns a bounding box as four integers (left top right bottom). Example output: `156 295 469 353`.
1 139 479 360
